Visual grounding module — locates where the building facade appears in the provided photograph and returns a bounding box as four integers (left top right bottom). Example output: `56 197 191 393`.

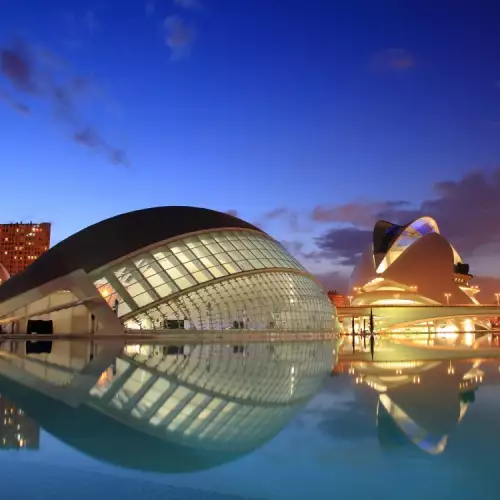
347 216 498 344
0 223 51 276
0 207 337 336
327 290 346 308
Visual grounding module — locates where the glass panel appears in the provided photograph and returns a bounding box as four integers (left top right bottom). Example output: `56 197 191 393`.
210 265 228 278
156 282 177 297
127 281 147 297
219 240 235 251
156 254 180 270
223 262 241 274
184 260 205 273
207 242 223 255
238 260 254 271
200 256 219 268
192 246 210 259
131 378 171 418
167 265 187 280
193 270 213 283
118 302 132 316
227 250 244 261
184 237 202 249
175 249 196 263
175 275 197 290
134 292 155 308
111 368 151 409
214 252 231 265
169 243 189 254
146 273 166 288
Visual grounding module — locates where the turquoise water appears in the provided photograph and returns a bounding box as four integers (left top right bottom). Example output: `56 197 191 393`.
0 340 497 499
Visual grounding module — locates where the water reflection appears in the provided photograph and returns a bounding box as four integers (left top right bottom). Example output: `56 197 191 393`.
342 358 496 455
0 339 334 472
0 396 39 450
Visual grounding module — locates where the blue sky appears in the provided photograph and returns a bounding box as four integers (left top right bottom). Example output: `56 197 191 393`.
2 0 500 289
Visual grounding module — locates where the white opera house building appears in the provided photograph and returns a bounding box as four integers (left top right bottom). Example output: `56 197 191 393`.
347 216 499 344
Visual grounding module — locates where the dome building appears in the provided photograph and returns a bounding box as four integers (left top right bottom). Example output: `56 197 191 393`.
0 207 336 336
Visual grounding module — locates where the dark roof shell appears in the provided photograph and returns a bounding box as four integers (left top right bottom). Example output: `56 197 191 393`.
0 206 264 303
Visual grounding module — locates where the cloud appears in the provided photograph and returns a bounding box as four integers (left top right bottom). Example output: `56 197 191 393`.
74 127 128 167
260 207 300 232
163 15 195 59
371 48 415 71
310 166 500 273
312 201 410 228
314 227 372 266
0 38 127 166
225 209 239 217
1 42 37 93
0 89 30 115
280 240 304 256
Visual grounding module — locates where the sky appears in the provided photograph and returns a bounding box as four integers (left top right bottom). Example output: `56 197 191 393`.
1 0 500 296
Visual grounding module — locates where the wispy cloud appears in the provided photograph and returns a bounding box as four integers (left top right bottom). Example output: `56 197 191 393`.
312 201 410 228
163 15 195 59
74 127 128 166
225 209 239 217
0 38 127 166
371 48 415 71
261 207 300 232
0 89 30 115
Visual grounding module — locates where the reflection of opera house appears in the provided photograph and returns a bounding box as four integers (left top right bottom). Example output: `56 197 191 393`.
348 216 499 344
0 340 333 471
0 207 335 336
349 359 486 455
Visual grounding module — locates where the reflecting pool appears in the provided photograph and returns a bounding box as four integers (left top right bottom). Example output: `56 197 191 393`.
0 339 499 499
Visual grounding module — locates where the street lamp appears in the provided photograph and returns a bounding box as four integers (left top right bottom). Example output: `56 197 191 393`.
495 293 500 306
444 293 451 306
347 295 353 306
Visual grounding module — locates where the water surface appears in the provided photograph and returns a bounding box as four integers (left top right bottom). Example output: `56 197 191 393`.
0 339 498 499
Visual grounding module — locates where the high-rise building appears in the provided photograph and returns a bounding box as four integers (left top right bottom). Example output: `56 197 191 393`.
0 222 51 277
0 396 39 450
327 290 346 308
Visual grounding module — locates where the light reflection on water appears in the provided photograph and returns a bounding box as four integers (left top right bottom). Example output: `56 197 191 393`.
0 339 499 499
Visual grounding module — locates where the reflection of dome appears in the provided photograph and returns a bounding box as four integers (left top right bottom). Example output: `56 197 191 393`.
0 207 335 336
0 340 333 472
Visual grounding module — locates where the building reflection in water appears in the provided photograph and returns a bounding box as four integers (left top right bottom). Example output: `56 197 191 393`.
345 358 490 455
0 395 39 450
0 340 334 471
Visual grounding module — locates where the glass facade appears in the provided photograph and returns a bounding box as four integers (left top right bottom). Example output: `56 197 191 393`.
91 230 335 332
89 341 333 449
